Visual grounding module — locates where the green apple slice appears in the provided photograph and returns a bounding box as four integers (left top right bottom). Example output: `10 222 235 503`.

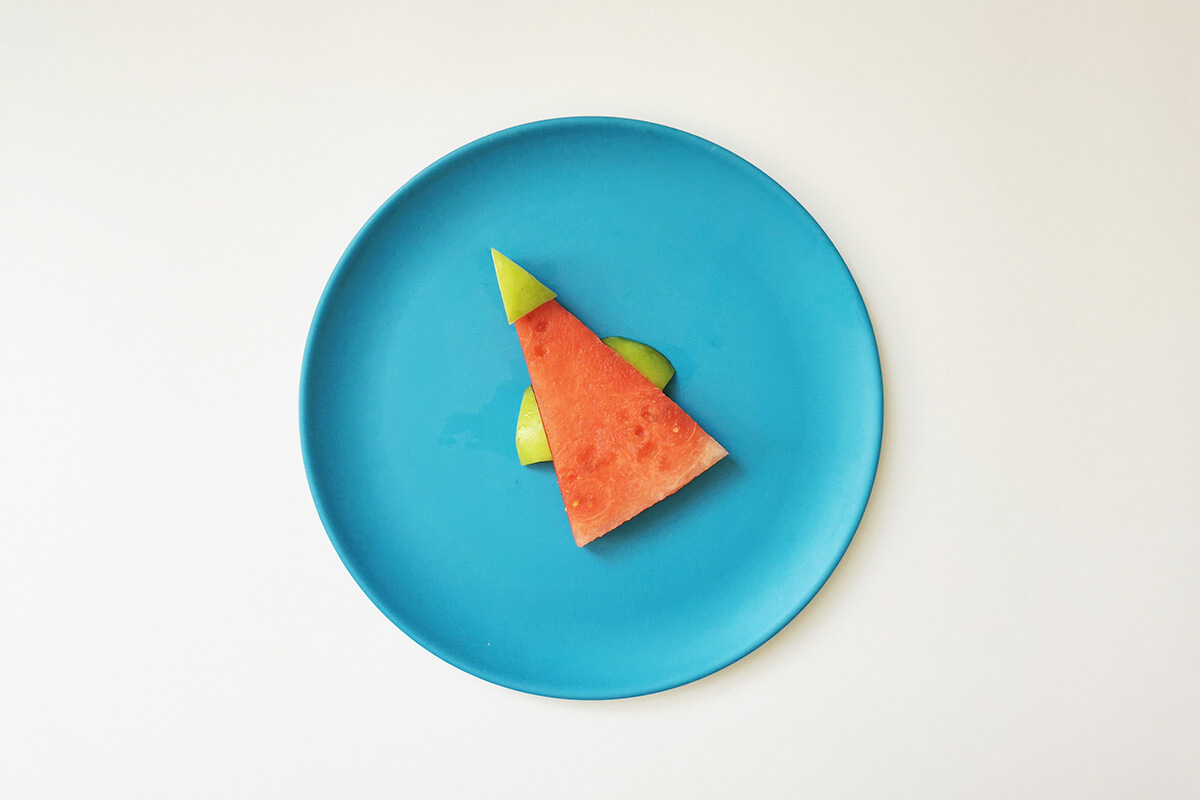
600 336 675 391
492 249 556 324
515 386 553 466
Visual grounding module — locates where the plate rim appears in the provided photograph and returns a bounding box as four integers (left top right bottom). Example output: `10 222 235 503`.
299 115 884 699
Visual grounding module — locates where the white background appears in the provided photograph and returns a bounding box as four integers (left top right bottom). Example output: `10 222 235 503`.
3 0 1197 797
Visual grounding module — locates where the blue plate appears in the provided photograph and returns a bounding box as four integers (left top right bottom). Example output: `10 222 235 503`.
300 117 882 699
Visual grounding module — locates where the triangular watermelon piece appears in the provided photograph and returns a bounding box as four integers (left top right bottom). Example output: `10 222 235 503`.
494 251 727 546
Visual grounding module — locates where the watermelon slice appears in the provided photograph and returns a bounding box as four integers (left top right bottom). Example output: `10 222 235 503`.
515 336 675 465
493 250 728 546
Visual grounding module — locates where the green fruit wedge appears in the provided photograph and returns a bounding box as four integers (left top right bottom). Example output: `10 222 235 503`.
515 386 553 466
516 337 675 465
492 249 556 324
600 336 675 391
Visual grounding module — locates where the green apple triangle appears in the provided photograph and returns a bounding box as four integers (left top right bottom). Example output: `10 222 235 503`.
492 249 556 324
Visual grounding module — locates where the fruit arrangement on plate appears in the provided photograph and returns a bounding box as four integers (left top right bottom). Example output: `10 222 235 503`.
493 249 728 547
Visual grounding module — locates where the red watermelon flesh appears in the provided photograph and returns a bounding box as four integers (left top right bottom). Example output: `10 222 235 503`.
515 300 728 546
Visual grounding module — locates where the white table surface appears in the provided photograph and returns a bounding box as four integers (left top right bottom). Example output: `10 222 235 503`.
3 0 1198 797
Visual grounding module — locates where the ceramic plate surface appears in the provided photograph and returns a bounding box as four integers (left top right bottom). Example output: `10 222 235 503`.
300 117 882 699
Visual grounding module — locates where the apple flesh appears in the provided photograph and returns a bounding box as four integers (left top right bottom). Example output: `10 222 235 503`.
600 336 675 391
